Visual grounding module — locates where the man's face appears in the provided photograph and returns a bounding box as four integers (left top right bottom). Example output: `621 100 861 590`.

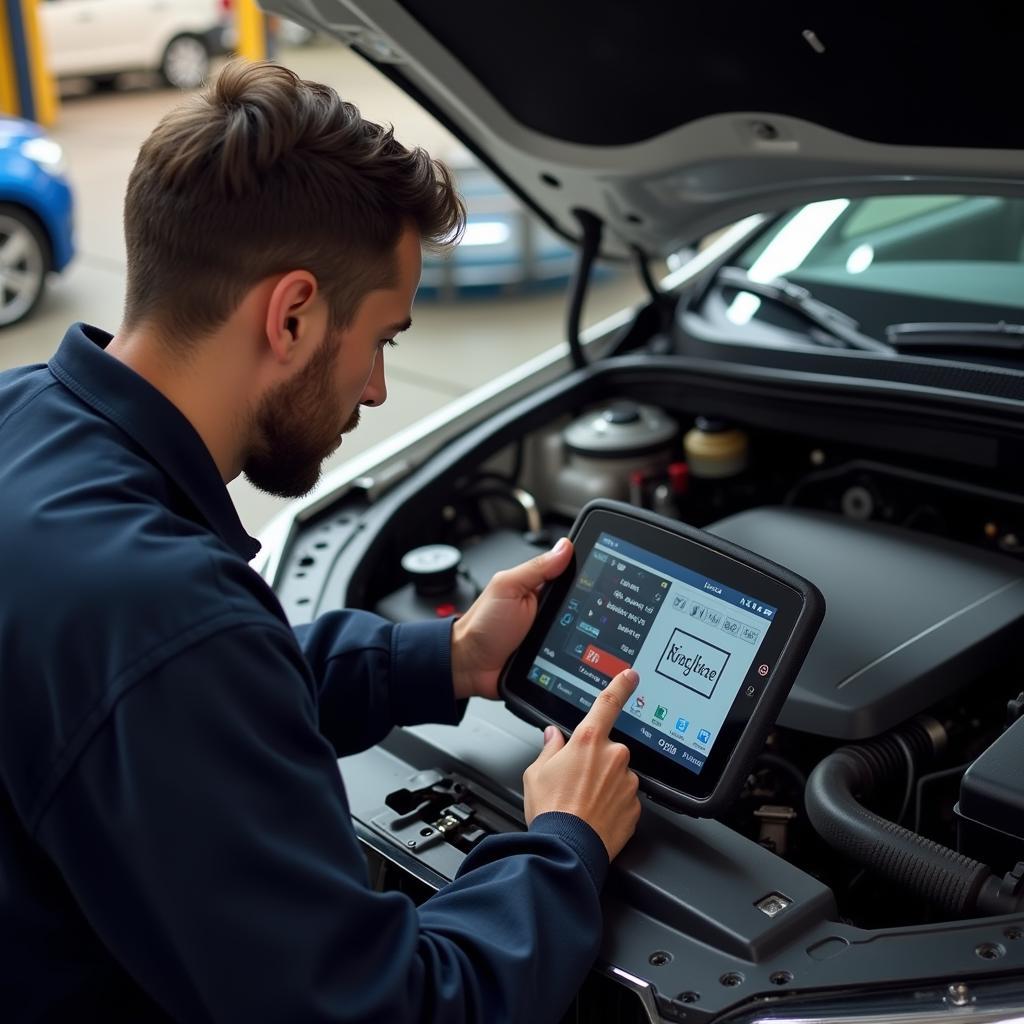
243 228 420 498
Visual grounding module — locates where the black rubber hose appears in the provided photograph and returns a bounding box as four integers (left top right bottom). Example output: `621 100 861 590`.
566 209 603 370
805 723 1021 918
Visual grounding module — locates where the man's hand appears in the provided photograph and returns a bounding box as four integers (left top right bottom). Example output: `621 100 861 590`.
450 538 574 701
523 669 642 860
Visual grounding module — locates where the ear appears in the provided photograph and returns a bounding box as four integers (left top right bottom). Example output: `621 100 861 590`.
263 270 320 364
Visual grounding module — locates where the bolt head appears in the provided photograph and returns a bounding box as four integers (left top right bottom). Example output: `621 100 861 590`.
948 983 970 1006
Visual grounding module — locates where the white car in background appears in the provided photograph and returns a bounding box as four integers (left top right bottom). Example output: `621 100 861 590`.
39 0 228 90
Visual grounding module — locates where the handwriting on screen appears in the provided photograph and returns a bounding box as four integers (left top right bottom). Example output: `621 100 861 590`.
655 628 729 698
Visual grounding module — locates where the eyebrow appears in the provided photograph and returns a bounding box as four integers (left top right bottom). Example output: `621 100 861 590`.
384 318 412 334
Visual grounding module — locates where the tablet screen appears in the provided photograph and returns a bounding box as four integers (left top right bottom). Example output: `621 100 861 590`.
526 531 777 776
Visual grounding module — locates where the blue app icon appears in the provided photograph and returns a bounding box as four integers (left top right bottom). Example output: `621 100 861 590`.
560 612 573 626
697 728 712 744
674 717 689 733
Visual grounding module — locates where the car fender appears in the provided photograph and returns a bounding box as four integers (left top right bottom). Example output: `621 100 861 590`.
0 145 74 272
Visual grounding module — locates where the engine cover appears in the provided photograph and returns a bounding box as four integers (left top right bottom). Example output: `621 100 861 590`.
708 507 1024 739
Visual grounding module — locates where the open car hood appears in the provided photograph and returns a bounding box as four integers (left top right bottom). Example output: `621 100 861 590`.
269 2 1024 257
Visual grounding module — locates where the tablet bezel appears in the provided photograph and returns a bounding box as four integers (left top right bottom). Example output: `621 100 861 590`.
500 499 824 816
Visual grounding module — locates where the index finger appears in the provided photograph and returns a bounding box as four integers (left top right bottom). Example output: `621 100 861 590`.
581 669 639 737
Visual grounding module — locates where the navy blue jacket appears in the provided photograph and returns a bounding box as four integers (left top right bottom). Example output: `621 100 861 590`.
0 324 608 1022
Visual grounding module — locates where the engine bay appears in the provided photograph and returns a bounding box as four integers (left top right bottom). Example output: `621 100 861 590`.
271 362 1024 1019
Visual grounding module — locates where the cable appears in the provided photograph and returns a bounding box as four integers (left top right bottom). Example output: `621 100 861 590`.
632 245 661 304
913 762 971 836
566 209 603 370
892 732 916 826
632 244 677 338
752 752 807 793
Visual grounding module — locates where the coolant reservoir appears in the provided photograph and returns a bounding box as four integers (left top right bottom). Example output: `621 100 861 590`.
547 401 677 516
683 417 749 479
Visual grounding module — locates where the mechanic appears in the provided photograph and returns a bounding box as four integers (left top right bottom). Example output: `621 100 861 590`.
0 61 642 1021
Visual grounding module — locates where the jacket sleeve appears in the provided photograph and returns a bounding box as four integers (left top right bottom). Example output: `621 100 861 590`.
293 609 464 756
35 622 608 1024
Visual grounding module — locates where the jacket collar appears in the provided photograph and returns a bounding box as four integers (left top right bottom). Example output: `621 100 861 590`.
49 323 260 561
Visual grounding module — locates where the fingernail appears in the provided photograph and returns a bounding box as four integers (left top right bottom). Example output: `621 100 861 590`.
623 669 639 686
544 725 557 743
549 537 569 556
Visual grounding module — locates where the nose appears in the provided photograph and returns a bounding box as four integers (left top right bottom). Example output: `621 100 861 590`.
361 350 388 408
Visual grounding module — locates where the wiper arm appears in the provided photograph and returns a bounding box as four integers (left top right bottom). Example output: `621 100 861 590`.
717 266 893 353
886 321 1024 354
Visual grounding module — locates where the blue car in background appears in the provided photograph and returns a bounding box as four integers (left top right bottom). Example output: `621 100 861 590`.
0 117 74 328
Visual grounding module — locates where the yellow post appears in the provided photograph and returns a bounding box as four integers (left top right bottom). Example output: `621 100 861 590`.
0 0 59 124
234 0 267 62
21 0 58 126
0 3 18 117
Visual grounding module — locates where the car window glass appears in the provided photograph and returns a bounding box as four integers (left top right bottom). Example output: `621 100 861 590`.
838 195 965 238
723 194 1024 339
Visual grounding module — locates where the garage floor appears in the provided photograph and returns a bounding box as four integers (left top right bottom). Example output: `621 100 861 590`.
2 41 644 536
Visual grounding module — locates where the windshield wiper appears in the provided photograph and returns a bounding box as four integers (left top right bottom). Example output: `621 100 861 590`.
886 321 1024 354
716 266 893 353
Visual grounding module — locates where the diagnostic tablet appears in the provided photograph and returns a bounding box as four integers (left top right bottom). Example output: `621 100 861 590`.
500 500 824 816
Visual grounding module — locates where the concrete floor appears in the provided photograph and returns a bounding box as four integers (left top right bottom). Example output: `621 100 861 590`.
2 41 644 535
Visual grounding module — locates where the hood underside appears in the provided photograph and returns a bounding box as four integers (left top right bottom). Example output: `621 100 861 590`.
269 1 1024 256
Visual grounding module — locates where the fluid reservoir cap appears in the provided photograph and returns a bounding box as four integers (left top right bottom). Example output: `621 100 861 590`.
603 401 641 425
694 416 730 434
401 544 462 596
564 401 677 458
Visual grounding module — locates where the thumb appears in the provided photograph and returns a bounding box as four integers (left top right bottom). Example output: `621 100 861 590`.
497 538 573 596
535 724 565 763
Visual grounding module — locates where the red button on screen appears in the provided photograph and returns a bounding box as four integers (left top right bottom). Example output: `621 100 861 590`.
581 644 631 678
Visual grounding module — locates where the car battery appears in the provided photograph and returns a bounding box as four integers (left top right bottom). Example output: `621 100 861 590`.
955 716 1024 871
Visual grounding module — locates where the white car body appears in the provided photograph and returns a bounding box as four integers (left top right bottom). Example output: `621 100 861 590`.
39 0 223 82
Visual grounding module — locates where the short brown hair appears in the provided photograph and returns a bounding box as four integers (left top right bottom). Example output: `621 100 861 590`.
122 60 465 340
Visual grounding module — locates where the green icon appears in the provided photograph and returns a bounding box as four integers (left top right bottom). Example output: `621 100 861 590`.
654 705 668 722
539 674 551 688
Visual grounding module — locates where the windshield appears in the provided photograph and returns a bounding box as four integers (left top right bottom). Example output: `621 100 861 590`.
718 195 1024 341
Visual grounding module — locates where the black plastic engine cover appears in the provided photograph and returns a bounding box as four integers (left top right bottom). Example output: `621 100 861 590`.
956 716 1024 870
708 507 1024 739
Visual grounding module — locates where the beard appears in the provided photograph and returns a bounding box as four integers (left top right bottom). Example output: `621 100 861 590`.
243 330 361 499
